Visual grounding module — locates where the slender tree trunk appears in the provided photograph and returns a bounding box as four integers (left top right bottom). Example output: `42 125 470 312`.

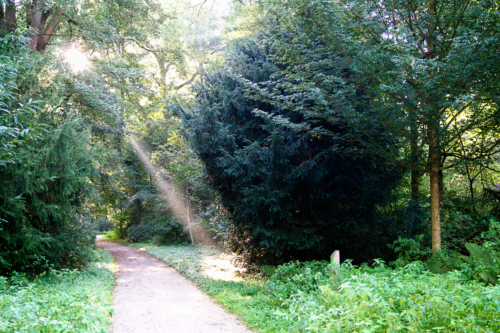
429 129 441 251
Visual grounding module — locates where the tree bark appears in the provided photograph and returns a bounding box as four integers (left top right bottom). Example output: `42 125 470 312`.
39 9 64 50
4 1 17 33
438 168 444 205
29 0 43 50
429 130 441 251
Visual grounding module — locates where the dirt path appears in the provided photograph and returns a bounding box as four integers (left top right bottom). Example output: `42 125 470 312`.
97 237 252 333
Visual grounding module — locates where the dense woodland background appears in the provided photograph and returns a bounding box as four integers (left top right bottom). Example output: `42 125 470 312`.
1 0 499 281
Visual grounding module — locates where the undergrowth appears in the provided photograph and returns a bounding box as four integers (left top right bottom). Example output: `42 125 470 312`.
130 243 500 332
0 250 115 333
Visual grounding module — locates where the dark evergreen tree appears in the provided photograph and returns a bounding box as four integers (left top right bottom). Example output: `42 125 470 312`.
0 118 97 275
183 39 404 265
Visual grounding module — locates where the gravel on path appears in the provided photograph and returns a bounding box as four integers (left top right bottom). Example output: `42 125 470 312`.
97 237 253 333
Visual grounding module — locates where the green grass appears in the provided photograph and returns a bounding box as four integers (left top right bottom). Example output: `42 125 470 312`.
0 250 115 333
102 229 122 241
129 243 500 333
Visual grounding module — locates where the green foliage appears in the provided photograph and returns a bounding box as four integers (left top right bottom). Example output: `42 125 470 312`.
185 37 404 265
103 229 125 241
111 209 133 239
127 219 188 244
0 250 114 332
260 265 277 277
127 222 156 243
96 218 113 232
0 117 98 275
266 261 331 301
440 201 493 252
460 243 499 286
484 183 500 220
0 33 40 167
391 220 500 285
389 235 433 266
253 0 500 250
130 243 500 332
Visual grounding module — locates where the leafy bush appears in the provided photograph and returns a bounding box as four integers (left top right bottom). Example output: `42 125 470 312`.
57 216 96 269
269 261 500 332
96 218 113 232
0 250 114 332
460 243 500 285
390 222 500 286
126 218 188 245
389 235 433 266
129 243 500 333
127 222 156 243
440 202 493 252
103 229 125 241
266 261 331 301
260 265 277 277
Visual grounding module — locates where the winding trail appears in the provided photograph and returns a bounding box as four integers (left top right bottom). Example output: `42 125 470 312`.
97 237 252 333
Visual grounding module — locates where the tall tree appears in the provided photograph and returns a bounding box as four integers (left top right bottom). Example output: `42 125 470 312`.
256 0 500 250
184 38 403 264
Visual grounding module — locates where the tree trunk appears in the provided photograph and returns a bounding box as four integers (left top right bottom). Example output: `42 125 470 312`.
438 168 444 205
29 0 43 50
429 130 441 251
4 1 17 33
35 8 63 51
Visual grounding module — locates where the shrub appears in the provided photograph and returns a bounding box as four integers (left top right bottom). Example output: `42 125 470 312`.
96 218 113 232
103 229 125 241
126 218 188 245
152 219 187 245
127 222 156 243
389 235 433 266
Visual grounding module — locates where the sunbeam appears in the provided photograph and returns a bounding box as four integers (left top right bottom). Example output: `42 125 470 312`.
128 136 210 244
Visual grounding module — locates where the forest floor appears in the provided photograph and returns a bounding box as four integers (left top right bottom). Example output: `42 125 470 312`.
96 236 252 333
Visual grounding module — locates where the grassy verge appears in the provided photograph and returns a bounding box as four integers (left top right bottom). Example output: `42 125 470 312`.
128 243 500 333
0 250 115 333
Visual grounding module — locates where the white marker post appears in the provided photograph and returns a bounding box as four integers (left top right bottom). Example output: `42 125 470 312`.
331 250 340 274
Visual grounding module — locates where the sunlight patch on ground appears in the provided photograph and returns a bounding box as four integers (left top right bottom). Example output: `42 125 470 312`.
199 251 245 281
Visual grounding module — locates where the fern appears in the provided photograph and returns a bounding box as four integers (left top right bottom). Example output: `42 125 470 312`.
465 243 492 266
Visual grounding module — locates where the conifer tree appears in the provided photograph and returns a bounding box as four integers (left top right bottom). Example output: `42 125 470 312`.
184 39 403 264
